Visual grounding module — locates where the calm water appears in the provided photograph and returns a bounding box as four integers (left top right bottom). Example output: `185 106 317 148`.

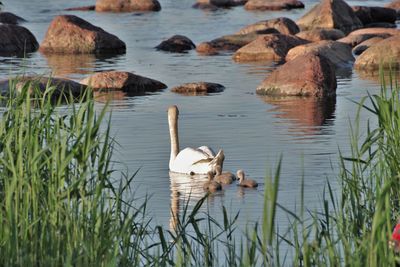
2 0 396 235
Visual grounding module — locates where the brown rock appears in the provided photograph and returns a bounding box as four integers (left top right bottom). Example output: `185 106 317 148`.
297 0 362 34
233 33 309 62
0 12 26 24
235 17 300 35
352 37 385 55
338 28 399 46
64 5 96 11
286 40 354 67
244 0 304 10
256 54 336 97
155 35 195 53
171 82 225 95
364 22 396 28
0 24 38 56
386 0 400 17
39 15 126 54
352 6 396 25
95 0 161 12
196 32 262 55
80 71 167 95
354 35 400 70
296 28 345 42
193 0 247 9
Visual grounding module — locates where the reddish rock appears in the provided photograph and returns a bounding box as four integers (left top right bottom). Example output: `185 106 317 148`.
386 0 400 17
256 54 336 97
354 35 400 70
233 33 309 62
171 82 225 95
244 0 304 10
0 12 26 24
80 71 167 94
0 24 38 56
155 35 195 53
297 0 362 34
338 28 399 46
196 32 261 55
193 0 247 9
352 37 385 55
352 6 396 25
235 17 299 35
95 0 161 12
296 28 345 42
286 40 353 67
39 15 126 54
64 5 96 11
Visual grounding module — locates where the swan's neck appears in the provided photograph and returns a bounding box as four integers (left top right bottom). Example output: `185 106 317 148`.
168 111 179 168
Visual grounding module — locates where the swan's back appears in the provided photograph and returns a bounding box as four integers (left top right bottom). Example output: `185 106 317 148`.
170 147 213 174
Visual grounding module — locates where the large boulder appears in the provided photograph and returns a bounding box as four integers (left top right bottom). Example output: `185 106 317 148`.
171 82 225 95
354 35 400 70
244 0 304 10
286 40 354 67
352 37 385 55
296 28 345 42
352 6 396 26
155 35 195 53
297 0 362 34
39 15 126 54
0 12 26 24
95 0 161 12
385 0 400 17
80 71 167 95
235 17 299 35
338 27 399 47
193 0 247 9
0 24 38 56
256 54 336 97
232 33 309 62
196 32 264 55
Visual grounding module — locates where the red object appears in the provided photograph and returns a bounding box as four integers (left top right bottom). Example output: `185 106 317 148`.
392 223 400 241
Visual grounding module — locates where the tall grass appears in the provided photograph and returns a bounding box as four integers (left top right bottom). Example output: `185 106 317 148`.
1 75 400 266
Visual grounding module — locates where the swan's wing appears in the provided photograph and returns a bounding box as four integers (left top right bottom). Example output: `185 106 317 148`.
196 146 215 158
174 147 212 167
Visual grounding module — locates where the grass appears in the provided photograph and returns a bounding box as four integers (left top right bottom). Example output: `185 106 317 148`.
1 74 400 266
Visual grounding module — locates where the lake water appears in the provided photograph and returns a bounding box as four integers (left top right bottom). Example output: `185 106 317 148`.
2 0 395 238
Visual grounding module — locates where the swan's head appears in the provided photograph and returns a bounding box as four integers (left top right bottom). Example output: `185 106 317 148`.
168 105 179 120
215 165 222 175
236 170 245 182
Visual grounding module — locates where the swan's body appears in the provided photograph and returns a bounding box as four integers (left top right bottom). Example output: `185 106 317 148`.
203 171 222 192
214 166 235 185
237 170 258 188
168 105 224 174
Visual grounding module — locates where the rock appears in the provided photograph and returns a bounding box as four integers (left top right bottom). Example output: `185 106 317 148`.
80 71 167 95
296 28 345 42
0 76 86 99
385 0 400 17
235 17 300 35
352 6 396 25
39 15 126 54
232 33 309 62
193 0 247 9
0 24 38 56
352 37 385 55
354 35 400 70
64 5 96 11
244 0 304 11
196 32 261 55
155 35 195 53
0 12 26 24
364 22 396 28
338 28 399 47
286 40 354 68
257 54 336 97
95 0 161 12
171 82 224 95
297 0 362 34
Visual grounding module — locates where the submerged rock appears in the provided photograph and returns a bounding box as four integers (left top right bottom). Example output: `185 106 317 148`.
171 82 225 95
352 6 396 26
296 28 345 42
193 0 247 9
155 35 195 53
256 54 336 97
64 5 96 11
80 71 167 95
95 0 161 12
0 12 26 25
235 17 299 35
244 0 304 11
0 24 38 56
39 15 126 54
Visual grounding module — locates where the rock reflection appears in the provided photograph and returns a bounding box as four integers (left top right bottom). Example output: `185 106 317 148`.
261 96 336 135
355 68 400 85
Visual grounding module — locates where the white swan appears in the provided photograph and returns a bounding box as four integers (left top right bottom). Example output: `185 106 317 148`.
168 105 225 174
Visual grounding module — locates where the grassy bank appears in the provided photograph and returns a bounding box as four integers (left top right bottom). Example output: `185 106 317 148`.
0 78 399 266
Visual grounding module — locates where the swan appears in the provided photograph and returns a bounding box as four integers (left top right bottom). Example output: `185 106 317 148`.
237 170 258 188
203 171 222 192
168 105 225 174
214 166 235 185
